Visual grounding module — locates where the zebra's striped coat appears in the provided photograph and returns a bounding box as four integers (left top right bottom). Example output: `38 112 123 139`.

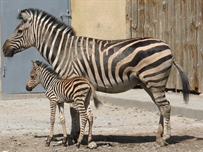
26 60 101 147
3 8 190 146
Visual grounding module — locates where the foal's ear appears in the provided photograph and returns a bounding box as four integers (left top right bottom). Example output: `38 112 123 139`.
32 60 41 68
31 60 35 67
35 60 41 66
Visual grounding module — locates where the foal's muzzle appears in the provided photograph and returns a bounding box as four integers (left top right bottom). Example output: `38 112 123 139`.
26 85 33 91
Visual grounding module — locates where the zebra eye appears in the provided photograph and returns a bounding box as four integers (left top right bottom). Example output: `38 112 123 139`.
18 29 23 34
31 76 35 79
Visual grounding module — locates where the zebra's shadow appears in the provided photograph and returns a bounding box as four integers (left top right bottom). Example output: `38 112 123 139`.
87 134 203 145
34 134 203 146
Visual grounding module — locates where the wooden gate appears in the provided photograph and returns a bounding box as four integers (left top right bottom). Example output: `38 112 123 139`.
126 0 203 93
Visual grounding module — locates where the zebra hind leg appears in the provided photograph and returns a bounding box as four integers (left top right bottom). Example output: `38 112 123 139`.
85 104 94 144
69 104 80 144
58 103 68 146
85 89 94 144
140 84 171 146
76 103 88 148
153 92 171 146
157 101 171 144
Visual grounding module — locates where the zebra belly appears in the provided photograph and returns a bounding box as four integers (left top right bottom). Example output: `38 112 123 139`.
96 78 141 93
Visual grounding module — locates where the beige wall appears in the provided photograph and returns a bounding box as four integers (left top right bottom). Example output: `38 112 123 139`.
71 0 126 40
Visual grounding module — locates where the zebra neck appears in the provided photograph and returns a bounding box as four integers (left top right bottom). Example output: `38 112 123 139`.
37 34 76 77
40 72 59 90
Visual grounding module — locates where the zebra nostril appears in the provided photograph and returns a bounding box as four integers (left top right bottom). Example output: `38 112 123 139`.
26 85 32 91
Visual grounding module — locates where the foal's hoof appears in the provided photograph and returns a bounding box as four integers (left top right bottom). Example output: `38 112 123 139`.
45 142 50 147
162 135 170 141
76 143 80 148
63 142 67 147
62 138 67 147
45 136 52 147
156 138 168 147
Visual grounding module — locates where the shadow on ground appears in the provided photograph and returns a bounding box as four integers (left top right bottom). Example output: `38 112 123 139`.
34 134 203 146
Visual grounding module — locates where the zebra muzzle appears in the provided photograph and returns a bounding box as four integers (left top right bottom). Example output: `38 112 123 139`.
2 40 15 57
26 85 33 91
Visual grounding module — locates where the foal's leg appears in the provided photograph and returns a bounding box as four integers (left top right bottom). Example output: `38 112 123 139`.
45 100 57 147
58 103 67 146
84 88 93 144
140 84 171 146
86 105 93 144
76 102 88 148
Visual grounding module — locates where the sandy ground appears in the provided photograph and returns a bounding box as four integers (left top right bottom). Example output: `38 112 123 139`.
0 94 203 152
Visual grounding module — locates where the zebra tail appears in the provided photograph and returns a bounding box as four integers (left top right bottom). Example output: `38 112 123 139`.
93 95 102 109
82 73 102 108
173 59 190 103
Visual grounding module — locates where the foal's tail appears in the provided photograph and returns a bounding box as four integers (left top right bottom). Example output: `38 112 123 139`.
88 82 102 108
82 72 102 108
92 90 102 109
173 59 190 103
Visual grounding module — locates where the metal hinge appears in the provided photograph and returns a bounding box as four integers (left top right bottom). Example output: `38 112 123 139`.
3 65 6 78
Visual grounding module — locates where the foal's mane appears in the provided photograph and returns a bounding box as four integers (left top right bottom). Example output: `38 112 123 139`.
35 61 59 78
18 8 76 36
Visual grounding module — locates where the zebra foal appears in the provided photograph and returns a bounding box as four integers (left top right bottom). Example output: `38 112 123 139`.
26 60 101 147
2 8 190 146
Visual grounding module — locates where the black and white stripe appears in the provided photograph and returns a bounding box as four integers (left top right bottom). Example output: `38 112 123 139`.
3 8 190 146
26 60 101 147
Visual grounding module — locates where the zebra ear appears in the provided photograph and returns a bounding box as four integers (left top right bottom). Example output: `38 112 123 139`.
32 60 40 69
18 10 31 21
35 60 41 66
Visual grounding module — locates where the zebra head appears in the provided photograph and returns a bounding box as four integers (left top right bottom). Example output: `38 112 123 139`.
3 9 35 57
26 60 42 91
2 8 76 58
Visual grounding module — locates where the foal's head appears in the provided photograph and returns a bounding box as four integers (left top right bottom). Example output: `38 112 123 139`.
26 60 42 91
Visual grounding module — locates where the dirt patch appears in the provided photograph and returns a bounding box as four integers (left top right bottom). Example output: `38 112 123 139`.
0 97 203 152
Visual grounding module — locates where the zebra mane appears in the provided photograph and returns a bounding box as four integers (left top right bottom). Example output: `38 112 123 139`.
35 61 59 78
18 8 76 36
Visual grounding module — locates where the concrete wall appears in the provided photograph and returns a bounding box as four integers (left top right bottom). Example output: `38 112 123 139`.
71 0 126 40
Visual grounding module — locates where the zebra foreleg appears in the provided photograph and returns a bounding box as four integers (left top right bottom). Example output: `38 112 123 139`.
45 101 57 147
70 104 80 144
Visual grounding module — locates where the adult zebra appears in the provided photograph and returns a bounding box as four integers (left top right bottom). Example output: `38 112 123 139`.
2 8 190 146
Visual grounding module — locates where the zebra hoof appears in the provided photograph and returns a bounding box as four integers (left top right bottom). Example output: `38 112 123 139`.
162 135 170 141
156 138 168 147
45 136 52 147
45 142 50 147
76 143 80 148
63 141 67 147
62 137 67 147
